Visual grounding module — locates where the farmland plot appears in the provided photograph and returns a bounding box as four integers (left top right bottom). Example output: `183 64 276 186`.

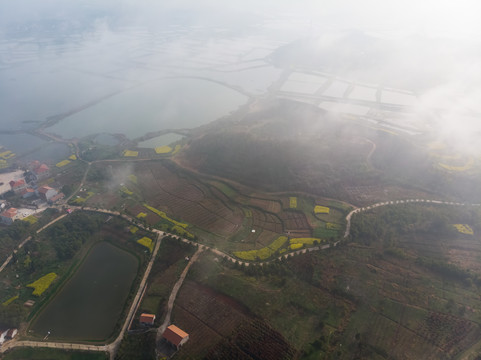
247 197 282 213
135 162 244 236
279 211 311 235
172 280 251 359
250 208 283 234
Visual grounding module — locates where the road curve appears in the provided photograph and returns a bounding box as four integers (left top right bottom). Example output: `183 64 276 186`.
343 198 481 239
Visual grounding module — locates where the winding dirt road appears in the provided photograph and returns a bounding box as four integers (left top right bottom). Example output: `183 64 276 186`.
156 247 204 344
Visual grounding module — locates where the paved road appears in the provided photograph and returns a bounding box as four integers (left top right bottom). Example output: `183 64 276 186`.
343 198 480 238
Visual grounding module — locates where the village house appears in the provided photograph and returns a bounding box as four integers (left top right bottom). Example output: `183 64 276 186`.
9 179 27 194
32 163 49 181
25 161 50 183
20 187 35 199
139 313 156 326
37 186 58 202
162 324 189 349
0 207 18 225
49 192 65 203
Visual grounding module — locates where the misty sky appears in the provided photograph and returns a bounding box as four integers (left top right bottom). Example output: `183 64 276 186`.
2 0 481 38
1 0 481 150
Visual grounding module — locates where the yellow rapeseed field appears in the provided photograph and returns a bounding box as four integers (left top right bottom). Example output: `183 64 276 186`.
289 243 303 250
27 273 57 296
453 224 474 235
2 295 19 306
314 206 330 214
234 236 288 261
120 186 133 195
137 237 154 252
130 226 138 234
289 197 297 208
22 215 38 225
56 159 71 167
0 150 15 160
123 150 139 157
155 145 172 154
144 204 188 228
289 237 323 246
171 144 182 155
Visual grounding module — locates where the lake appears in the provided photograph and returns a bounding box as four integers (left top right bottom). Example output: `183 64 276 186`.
46 77 248 139
30 242 138 341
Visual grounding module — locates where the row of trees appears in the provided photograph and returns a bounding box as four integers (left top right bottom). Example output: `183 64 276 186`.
45 212 105 260
349 204 481 246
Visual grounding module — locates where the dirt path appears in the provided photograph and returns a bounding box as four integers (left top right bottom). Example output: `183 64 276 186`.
156 247 204 344
365 138 376 168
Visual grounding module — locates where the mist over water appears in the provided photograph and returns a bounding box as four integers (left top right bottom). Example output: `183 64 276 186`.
0 0 480 152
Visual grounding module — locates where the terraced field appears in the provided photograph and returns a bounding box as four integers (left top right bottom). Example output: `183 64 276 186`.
135 162 244 237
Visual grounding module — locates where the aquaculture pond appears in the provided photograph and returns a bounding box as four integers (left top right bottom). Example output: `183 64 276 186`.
30 242 138 341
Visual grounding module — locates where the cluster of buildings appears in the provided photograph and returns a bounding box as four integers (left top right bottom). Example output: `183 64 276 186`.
0 161 64 226
139 313 189 351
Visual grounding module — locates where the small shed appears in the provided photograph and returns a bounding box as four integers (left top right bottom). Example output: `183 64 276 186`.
162 324 189 349
139 313 156 326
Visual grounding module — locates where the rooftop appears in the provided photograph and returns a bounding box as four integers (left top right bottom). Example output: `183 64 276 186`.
140 313 156 324
162 324 189 346
1 208 17 218
38 186 54 194
34 164 49 174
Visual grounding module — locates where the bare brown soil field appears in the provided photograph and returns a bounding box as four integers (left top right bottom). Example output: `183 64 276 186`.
172 280 251 359
251 229 280 248
128 203 161 225
87 192 120 209
446 236 481 273
250 208 283 233
279 210 311 232
247 197 282 213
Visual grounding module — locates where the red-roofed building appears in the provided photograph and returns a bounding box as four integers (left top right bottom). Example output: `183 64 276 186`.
37 186 57 202
9 179 27 194
33 163 49 180
1 208 18 225
20 188 35 199
139 313 156 326
162 324 189 349
49 192 65 203
27 161 50 181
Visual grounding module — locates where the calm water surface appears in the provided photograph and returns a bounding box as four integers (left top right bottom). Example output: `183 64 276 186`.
31 242 138 340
